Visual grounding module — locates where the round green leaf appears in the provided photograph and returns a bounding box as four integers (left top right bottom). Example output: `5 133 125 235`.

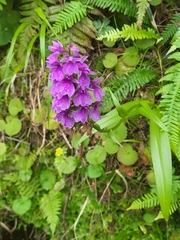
122 47 140 67
5 118 22 136
150 0 162 6
40 169 56 190
43 119 59 130
104 138 119 154
135 39 155 49
12 197 31 215
8 98 23 115
87 164 104 178
62 156 78 174
19 169 32 182
86 146 106 165
117 144 138 166
103 38 116 47
110 123 127 143
103 53 118 68
0 119 6 131
0 143 6 155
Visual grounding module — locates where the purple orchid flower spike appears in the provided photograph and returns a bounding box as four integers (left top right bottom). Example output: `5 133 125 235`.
46 41 104 128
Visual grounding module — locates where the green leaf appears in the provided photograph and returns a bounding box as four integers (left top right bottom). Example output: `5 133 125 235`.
12 197 31 215
62 156 78 174
150 121 172 220
5 118 22 136
104 138 119 154
0 119 6 131
86 146 106 165
8 98 23 115
19 169 32 182
40 169 56 190
87 164 104 179
103 53 117 68
0 142 6 155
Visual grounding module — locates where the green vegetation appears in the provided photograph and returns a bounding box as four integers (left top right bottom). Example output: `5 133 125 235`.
1 0 180 239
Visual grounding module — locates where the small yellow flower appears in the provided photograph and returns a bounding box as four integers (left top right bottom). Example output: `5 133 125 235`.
55 147 63 156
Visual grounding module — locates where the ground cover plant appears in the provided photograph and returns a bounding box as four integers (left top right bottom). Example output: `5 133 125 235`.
1 0 180 239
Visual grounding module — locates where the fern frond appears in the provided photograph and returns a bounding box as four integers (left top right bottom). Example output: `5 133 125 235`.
136 0 150 28
169 200 180 215
101 68 157 112
40 191 62 235
161 13 180 44
127 193 159 210
52 1 87 35
86 0 137 17
15 177 41 198
97 23 160 42
157 65 180 160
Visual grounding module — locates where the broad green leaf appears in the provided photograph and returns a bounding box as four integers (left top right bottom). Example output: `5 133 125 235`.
5 118 22 136
12 197 31 215
8 98 23 115
40 169 56 190
61 156 78 174
0 119 6 131
86 146 106 165
104 138 119 154
0 143 6 155
87 164 104 178
19 169 32 182
150 121 172 220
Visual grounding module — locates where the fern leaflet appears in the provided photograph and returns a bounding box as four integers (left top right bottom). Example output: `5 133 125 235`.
127 193 159 210
52 1 87 34
97 23 160 42
101 68 157 112
86 0 137 17
161 13 180 44
40 190 62 235
157 56 180 160
136 0 150 28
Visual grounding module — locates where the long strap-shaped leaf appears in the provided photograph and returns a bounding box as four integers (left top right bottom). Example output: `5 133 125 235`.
150 120 172 220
